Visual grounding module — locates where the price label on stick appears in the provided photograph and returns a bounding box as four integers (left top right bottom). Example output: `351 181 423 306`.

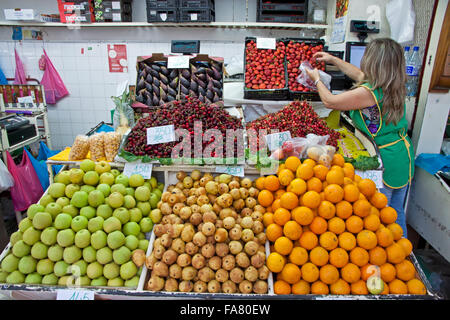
56 289 94 301
355 170 384 189
256 37 276 50
167 55 190 69
216 165 245 177
123 162 153 179
147 125 176 145
265 131 292 151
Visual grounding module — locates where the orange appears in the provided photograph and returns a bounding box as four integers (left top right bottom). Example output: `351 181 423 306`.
266 223 283 242
299 231 318 250
407 279 426 295
258 190 274 207
397 238 413 256
329 248 349 268
353 199 372 218
370 192 388 209
357 179 376 198
280 263 302 284
289 247 308 266
349 247 369 267
395 260 416 281
264 175 280 192
322 181 328 189
303 158 316 167
311 280 329 294
387 223 403 240
370 206 380 217
341 263 361 284
319 231 339 250
283 220 303 241
263 212 274 227
351 280 369 295
354 174 362 183
278 169 295 186
292 206 314 226
361 264 379 281
255 176 266 190
389 279 408 294
267 252 286 273
277 164 287 175
296 164 314 180
319 192 326 202
369 246 387 266
292 280 311 294
301 262 320 283
343 163 355 179
280 192 299 210
319 264 340 285
273 208 291 226
358 193 367 201
343 184 360 203
271 199 282 212
345 216 364 234
338 232 357 251
386 243 406 264
307 177 323 193
381 281 390 295
326 169 344 186
310 217 328 235
287 178 307 196
274 189 286 199
285 156 301 172
380 263 397 283
302 191 321 209
330 279 351 295
309 247 329 267
343 177 354 186
332 153 345 167
318 201 336 220
376 227 394 248
266 206 273 213
336 201 353 219
313 164 329 181
274 280 291 295
328 217 346 235
380 207 398 225
356 230 378 250
274 236 294 255
364 214 381 232
324 184 344 204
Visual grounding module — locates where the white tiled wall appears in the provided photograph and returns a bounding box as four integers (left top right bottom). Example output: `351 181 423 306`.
0 41 244 149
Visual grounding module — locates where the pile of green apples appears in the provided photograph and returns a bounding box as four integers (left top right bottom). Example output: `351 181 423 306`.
0 160 164 288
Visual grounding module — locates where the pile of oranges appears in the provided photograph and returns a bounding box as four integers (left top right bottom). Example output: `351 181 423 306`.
257 154 427 295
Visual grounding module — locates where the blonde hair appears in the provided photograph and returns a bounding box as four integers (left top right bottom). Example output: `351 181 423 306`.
359 38 406 125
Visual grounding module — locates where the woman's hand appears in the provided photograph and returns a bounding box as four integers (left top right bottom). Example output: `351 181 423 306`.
305 68 320 83
313 52 336 64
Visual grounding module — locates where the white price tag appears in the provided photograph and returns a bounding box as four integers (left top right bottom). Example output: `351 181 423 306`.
190 13 198 21
17 96 34 103
147 125 176 145
56 289 94 300
112 13 122 21
160 13 167 21
112 1 121 10
265 131 292 151
216 165 245 177
256 37 276 50
123 162 153 179
167 55 190 69
355 170 384 189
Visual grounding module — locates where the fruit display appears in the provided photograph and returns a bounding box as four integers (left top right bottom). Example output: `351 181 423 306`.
123 97 243 159
258 154 427 295
0 159 164 288
179 62 223 104
145 170 270 294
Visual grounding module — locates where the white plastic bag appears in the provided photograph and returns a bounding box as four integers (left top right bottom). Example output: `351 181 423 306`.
0 158 14 192
297 61 332 90
386 0 415 44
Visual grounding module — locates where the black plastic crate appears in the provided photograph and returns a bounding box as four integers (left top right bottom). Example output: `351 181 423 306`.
257 12 307 23
259 0 307 12
179 0 214 8
146 0 178 8
179 8 215 22
147 7 178 22
243 37 288 100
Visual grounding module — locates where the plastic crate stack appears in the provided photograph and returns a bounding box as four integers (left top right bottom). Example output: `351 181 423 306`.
146 0 215 23
257 0 308 23
93 0 133 22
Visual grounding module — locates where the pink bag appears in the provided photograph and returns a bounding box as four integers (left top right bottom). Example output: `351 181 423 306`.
6 150 44 212
13 49 27 85
41 49 69 104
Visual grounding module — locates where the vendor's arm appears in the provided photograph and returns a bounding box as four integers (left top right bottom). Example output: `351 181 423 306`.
305 68 376 111
314 52 365 82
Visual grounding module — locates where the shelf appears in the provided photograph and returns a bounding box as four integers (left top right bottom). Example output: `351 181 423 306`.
0 21 329 30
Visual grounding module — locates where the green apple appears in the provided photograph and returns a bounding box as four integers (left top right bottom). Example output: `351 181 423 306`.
23 227 42 246
77 276 91 286
18 217 33 233
111 184 127 196
143 182 152 191
125 188 135 197
149 193 159 209
108 192 124 209
80 206 96 220
57 229 75 247
36 259 54 275
97 183 111 197
55 197 70 208
71 215 88 232
95 161 111 175
110 169 120 177
70 191 88 208
74 229 91 248
139 217 153 233
54 170 71 185
54 213 72 230
86 262 103 279
152 188 162 199
102 262 120 280
113 208 130 224
32 212 52 230
88 216 104 233
58 275 75 286
39 195 55 208
96 204 113 219
25 272 42 284
69 168 84 185
112 246 131 265
129 174 144 188
149 177 158 189
18 256 37 274
96 247 113 265
0 271 8 282
90 230 107 250
10 231 23 246
48 183 66 199
47 244 64 262
149 209 162 224
135 186 150 202
129 208 143 223
65 184 80 198
115 174 129 187
31 241 48 259
107 231 125 249
42 273 59 285
99 172 115 186
120 261 137 280
83 171 100 186
80 185 95 194
138 239 149 251
124 235 139 251
63 245 82 264
123 222 140 237
90 276 107 286
1 254 20 273
367 276 384 294
45 202 62 219
125 276 139 288
80 159 96 172
41 227 58 246
137 232 145 240
82 246 97 263
123 195 136 209
12 240 31 257
70 260 88 276
107 277 124 287
157 182 164 192
54 260 69 277
103 216 122 233
27 204 45 220
62 204 79 218
6 270 25 284
88 190 105 208
137 202 151 217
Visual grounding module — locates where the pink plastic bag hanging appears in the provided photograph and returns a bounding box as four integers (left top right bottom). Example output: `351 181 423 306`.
40 49 69 104
13 49 27 85
6 150 44 212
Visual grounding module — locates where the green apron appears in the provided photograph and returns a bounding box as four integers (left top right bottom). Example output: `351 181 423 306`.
349 83 415 189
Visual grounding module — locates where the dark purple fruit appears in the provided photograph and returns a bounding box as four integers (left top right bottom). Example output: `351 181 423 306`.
137 77 145 91
195 67 206 74
167 87 177 97
146 74 153 84
167 95 176 102
206 90 214 100
152 84 160 97
212 79 222 88
182 69 191 79
159 73 169 85
212 87 222 96
151 64 161 72
197 73 206 81
198 94 205 102
213 92 220 102
197 79 206 89
170 77 178 90
139 69 147 79
189 89 197 97
190 80 198 92
180 77 190 88
160 66 169 76
207 81 214 91
160 82 168 92
160 88 167 101
169 69 178 79
152 93 160 106
180 85 189 95
153 77 160 87
145 82 153 92
206 68 213 77
136 94 144 103
190 64 198 74
198 86 206 96
145 95 153 106
212 68 222 81
150 69 159 78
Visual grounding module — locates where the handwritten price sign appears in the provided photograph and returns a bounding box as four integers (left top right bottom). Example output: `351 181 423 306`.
256 37 276 50
123 162 153 179
167 55 190 69
56 289 94 300
147 125 176 145
355 170 384 189
265 131 292 151
216 165 245 177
